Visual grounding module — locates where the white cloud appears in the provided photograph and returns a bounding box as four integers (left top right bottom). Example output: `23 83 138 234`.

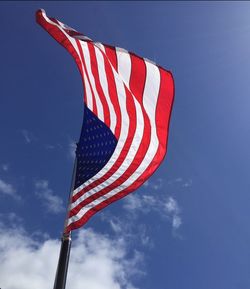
101 212 153 250
123 194 157 213
165 197 182 230
0 179 15 195
0 212 23 228
0 179 20 200
173 215 182 230
123 193 182 232
141 195 157 206
45 144 56 149
123 194 143 211
35 180 64 214
109 218 123 234
142 178 163 191
123 193 158 215
2 164 9 171
151 178 163 190
0 224 141 289
125 177 189 233
182 179 192 188
20 129 36 144
167 177 192 188
165 197 179 214
69 140 77 159
167 177 182 185
44 143 63 150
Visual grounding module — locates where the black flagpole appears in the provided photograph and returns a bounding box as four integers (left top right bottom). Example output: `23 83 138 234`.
53 232 72 289
53 157 77 289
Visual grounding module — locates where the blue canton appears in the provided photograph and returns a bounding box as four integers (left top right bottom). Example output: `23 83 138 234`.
74 105 118 189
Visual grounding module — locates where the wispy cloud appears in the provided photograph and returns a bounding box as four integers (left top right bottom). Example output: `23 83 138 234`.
167 177 193 188
2 164 9 172
35 180 64 214
182 179 192 188
45 144 56 150
69 140 77 159
106 177 189 238
123 193 182 232
123 194 144 211
143 178 163 191
20 129 36 144
173 215 182 230
123 194 155 214
142 180 149 188
103 192 182 247
101 212 153 250
0 212 23 227
165 197 182 230
152 178 163 190
0 179 20 200
44 143 63 150
0 224 142 289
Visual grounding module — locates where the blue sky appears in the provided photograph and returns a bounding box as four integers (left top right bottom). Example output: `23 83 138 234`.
1 2 250 289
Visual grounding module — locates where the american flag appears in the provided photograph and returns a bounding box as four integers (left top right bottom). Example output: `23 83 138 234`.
36 9 174 233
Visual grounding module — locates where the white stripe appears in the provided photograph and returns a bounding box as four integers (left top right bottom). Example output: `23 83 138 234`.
56 19 76 32
69 53 144 211
84 66 94 110
116 48 131 87
80 41 104 122
94 46 117 134
94 43 116 71
94 43 106 54
67 61 161 227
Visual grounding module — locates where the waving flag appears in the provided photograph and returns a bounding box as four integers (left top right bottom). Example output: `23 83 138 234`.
36 9 174 233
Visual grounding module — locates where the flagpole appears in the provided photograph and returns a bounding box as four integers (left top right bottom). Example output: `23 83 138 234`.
53 232 72 289
53 156 77 289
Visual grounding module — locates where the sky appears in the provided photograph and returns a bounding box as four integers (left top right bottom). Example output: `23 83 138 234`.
1 1 250 289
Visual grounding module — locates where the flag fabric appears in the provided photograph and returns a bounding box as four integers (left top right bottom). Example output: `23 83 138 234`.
36 9 174 233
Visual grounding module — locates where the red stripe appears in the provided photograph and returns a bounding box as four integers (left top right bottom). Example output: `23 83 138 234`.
104 45 118 71
101 45 122 139
156 68 175 152
87 43 111 127
66 69 174 232
129 53 146 103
